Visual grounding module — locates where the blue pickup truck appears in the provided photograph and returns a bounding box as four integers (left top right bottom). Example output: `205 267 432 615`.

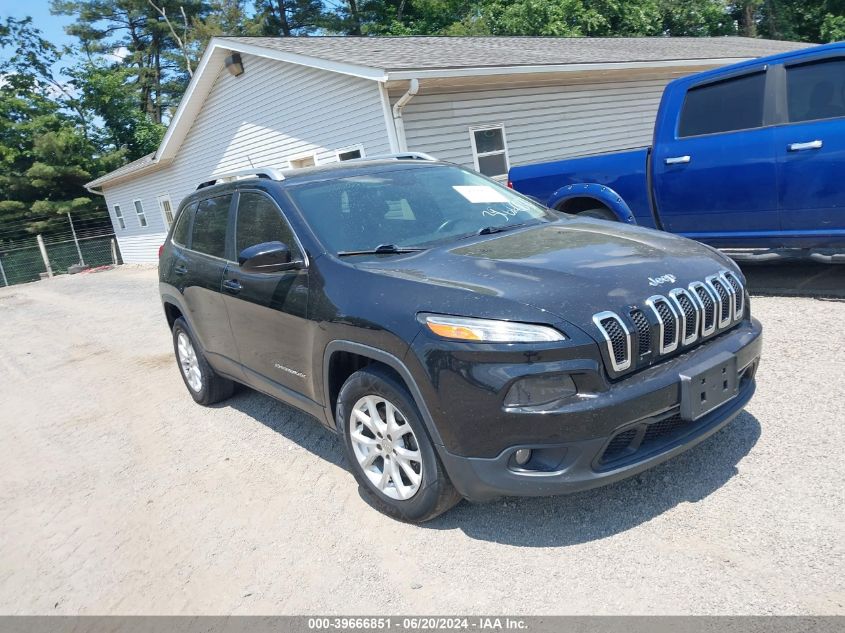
509 42 845 261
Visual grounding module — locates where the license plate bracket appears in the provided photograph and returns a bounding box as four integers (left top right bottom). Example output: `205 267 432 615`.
679 351 738 421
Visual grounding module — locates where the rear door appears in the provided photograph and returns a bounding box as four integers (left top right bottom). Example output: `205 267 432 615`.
180 193 241 372
775 55 845 238
222 190 313 400
652 67 779 238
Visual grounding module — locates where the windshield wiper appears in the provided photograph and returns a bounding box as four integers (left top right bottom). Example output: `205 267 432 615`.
456 222 533 240
337 244 425 257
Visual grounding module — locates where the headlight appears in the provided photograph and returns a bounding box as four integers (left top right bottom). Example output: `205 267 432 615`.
422 314 565 343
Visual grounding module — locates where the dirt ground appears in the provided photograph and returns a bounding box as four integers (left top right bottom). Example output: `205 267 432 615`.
0 265 843 615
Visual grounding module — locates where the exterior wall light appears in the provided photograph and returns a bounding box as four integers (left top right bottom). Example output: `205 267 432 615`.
225 53 244 77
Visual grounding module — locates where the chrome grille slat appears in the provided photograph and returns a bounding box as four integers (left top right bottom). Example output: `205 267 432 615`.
645 295 679 354
706 274 732 329
689 281 717 336
723 271 745 320
592 311 632 372
669 288 700 346
629 309 651 356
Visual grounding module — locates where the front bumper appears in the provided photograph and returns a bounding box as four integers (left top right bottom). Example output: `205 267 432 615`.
436 317 762 502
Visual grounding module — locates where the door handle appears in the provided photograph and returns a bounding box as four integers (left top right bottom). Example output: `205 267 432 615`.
173 265 188 275
787 140 823 151
222 279 242 294
665 155 691 165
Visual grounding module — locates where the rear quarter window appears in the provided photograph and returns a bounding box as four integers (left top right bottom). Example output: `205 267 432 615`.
678 72 766 137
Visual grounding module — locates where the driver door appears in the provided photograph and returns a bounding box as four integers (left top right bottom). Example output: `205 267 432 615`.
221 190 314 400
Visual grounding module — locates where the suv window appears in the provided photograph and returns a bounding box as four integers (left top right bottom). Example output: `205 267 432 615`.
171 201 196 246
678 72 766 137
191 195 232 259
787 58 845 123
235 192 301 258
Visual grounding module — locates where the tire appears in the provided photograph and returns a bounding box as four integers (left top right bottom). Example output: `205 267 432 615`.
579 207 618 221
337 365 462 522
172 317 234 406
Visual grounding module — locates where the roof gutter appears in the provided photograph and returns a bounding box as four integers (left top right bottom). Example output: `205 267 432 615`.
391 78 419 152
383 57 752 81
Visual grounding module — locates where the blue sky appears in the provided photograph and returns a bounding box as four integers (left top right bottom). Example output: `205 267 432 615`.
1 0 75 46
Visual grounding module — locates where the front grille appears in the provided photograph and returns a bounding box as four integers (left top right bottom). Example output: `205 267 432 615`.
592 269 745 377
630 309 651 356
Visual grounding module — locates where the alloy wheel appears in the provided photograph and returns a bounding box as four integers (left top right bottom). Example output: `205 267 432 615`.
349 395 423 500
176 331 203 392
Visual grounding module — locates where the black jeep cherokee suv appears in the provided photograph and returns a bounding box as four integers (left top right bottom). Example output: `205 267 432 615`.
159 157 762 522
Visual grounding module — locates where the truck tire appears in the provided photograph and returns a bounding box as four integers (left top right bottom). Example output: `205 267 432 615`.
337 365 462 522
579 207 618 221
172 317 235 406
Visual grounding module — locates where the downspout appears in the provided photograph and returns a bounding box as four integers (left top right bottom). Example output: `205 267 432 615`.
391 78 419 152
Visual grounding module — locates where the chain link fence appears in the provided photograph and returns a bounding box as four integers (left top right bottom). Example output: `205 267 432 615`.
0 234 122 287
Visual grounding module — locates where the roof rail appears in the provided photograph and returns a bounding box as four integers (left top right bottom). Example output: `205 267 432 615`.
196 167 285 190
357 152 438 162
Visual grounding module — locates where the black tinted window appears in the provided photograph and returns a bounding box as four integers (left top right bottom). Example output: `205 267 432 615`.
171 201 196 246
787 58 845 123
679 72 766 137
236 192 300 257
191 195 232 258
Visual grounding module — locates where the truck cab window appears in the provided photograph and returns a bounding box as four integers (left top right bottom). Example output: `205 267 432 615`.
678 72 766 137
786 58 845 123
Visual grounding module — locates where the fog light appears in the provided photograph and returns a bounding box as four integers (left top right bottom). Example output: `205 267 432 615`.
514 448 532 465
504 374 577 408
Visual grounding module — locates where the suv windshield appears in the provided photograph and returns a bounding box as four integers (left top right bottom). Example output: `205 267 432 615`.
286 164 554 253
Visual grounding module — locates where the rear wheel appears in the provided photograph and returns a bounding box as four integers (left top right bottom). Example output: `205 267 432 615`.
172 317 234 405
337 366 461 522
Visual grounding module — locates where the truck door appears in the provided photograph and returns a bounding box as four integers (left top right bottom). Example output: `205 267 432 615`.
775 55 845 240
652 68 779 240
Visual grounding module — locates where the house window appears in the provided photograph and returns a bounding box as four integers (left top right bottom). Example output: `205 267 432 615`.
469 125 510 179
114 205 126 230
134 200 148 227
336 145 365 161
157 194 174 228
289 153 317 169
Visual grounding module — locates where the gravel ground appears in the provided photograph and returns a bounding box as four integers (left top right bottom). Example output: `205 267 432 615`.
0 265 843 615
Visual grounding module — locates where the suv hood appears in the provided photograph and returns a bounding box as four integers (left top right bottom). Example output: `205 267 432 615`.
354 219 736 327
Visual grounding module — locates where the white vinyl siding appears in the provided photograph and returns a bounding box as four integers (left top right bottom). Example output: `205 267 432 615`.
398 75 675 170
100 54 392 262
114 232 169 264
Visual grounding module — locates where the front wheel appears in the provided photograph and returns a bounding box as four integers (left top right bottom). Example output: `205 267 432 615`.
337 366 461 522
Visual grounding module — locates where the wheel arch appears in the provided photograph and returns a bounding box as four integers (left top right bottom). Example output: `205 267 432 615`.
323 341 445 447
548 184 637 224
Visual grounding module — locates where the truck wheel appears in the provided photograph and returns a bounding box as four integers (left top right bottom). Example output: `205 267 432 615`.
579 207 617 221
337 366 462 522
172 317 234 406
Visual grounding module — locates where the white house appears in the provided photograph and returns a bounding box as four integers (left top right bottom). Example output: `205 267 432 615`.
86 36 804 263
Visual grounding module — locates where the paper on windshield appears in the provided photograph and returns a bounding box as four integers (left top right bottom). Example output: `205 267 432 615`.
452 185 509 204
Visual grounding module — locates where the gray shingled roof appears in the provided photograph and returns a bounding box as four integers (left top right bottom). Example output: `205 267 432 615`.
221 36 808 71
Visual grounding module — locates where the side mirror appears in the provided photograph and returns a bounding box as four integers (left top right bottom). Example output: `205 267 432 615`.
238 241 300 273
